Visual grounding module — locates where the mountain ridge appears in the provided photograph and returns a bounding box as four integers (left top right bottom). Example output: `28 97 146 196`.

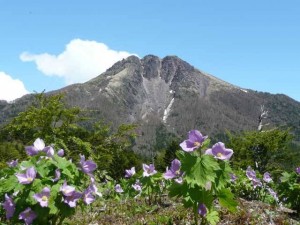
1 55 300 155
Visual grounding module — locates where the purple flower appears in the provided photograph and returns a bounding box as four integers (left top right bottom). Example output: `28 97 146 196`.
164 159 181 179
19 207 37 225
2 194 15 219
89 177 102 197
246 166 257 180
263 172 272 183
198 203 207 216
175 176 184 184
79 154 97 175
296 167 300 174
180 130 208 152
230 173 237 182
57 149 64 157
25 138 45 156
43 146 54 157
15 167 37 184
267 188 279 202
125 167 136 178
245 166 262 188
132 180 142 192
83 188 95 205
82 178 102 203
115 184 124 193
251 177 262 189
60 181 75 196
52 169 61 182
63 191 82 207
33 187 50 207
142 163 157 177
7 159 18 167
205 142 233 160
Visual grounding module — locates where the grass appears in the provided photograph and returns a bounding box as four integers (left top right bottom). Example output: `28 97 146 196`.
64 197 300 225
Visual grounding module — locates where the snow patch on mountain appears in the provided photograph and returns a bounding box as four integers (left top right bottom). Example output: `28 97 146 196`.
163 98 175 123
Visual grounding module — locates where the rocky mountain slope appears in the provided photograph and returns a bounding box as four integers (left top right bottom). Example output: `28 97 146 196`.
1 55 300 155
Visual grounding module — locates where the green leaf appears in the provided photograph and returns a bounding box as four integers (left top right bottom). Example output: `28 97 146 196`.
201 138 211 150
52 155 78 180
214 161 232 191
31 178 42 192
52 155 69 169
48 183 61 215
206 210 219 225
218 188 238 212
168 182 188 198
61 167 74 179
181 154 220 187
49 200 59 215
36 159 53 178
14 182 26 193
0 175 18 194
26 190 37 205
183 195 194 207
189 188 214 210
20 160 35 170
280 172 291 182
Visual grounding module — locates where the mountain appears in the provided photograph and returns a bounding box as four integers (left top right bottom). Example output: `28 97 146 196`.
1 55 300 155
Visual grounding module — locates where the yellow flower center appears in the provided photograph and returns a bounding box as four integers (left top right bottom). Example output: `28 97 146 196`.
194 141 201 147
41 196 48 202
64 190 71 195
27 177 33 182
217 153 223 157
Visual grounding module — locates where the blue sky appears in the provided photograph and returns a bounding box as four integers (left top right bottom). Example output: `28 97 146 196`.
1 1 300 102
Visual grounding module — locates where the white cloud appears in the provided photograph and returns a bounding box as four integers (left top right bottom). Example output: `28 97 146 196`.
0 72 29 102
20 39 137 84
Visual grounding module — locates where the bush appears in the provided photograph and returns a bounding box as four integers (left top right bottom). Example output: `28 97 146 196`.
0 138 100 225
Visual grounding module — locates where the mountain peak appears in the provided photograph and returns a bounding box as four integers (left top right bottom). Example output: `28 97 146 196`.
126 55 140 63
2 55 300 156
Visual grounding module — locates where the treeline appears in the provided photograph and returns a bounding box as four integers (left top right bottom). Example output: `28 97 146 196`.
155 129 300 178
0 93 142 180
1 93 300 180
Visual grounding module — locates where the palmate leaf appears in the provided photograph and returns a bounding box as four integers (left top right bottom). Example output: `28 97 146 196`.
0 174 18 194
27 190 37 205
218 188 238 212
61 166 75 180
214 160 232 191
206 210 219 225
201 138 211 150
52 155 69 170
31 178 42 192
19 160 35 170
49 183 61 215
181 154 220 187
188 187 214 210
183 195 194 208
36 159 54 178
168 182 188 198
52 155 79 180
280 171 291 182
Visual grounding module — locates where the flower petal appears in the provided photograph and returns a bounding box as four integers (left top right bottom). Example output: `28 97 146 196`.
26 167 37 179
34 138 45 151
163 170 176 179
170 159 181 173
